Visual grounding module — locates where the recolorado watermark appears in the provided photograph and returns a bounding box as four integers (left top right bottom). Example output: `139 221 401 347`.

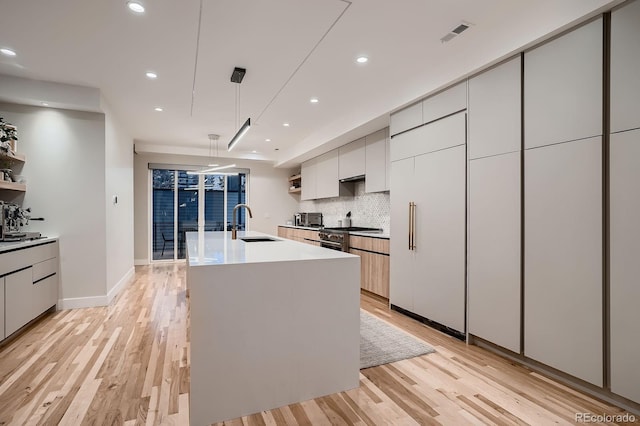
575 412 636 423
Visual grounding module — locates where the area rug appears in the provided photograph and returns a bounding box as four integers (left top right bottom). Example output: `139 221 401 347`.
360 310 435 369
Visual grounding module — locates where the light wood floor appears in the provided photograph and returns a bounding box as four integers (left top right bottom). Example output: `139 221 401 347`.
0 264 637 425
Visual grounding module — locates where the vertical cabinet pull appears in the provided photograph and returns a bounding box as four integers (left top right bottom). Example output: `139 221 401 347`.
410 202 416 250
408 202 413 250
408 202 416 250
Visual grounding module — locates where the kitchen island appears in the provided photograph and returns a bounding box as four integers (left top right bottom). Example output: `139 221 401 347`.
186 230 360 425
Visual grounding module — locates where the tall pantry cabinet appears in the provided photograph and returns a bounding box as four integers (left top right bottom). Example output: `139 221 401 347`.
609 0 640 404
467 56 522 353
523 18 603 386
389 85 467 335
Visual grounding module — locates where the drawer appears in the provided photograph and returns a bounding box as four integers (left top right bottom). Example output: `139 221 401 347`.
33 273 58 314
349 235 390 254
33 258 58 282
0 240 59 276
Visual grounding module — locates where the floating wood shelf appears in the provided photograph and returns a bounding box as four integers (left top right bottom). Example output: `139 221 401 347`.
0 181 26 192
0 151 25 163
288 174 301 182
288 187 301 193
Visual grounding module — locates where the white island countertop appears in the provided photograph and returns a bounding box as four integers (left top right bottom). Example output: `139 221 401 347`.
186 230 356 266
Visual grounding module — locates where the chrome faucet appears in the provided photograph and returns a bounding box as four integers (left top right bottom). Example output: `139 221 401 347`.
231 203 253 240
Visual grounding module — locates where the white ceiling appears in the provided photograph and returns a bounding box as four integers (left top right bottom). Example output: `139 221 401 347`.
0 0 620 167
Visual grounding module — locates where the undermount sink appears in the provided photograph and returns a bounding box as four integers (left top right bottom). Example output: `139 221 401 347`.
239 236 280 242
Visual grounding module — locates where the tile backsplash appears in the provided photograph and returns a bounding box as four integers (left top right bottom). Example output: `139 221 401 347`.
299 181 390 232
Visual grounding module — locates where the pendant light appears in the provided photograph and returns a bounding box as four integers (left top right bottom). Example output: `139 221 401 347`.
187 134 237 175
228 67 251 151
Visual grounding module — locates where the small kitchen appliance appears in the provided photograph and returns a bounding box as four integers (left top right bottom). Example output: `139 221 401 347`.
0 201 43 241
295 212 323 227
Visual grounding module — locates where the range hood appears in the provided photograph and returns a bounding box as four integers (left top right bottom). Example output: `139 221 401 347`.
339 174 365 183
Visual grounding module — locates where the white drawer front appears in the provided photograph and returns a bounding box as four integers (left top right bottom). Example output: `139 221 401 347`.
33 258 58 283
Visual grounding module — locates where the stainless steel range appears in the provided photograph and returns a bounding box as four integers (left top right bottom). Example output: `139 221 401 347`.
318 227 383 251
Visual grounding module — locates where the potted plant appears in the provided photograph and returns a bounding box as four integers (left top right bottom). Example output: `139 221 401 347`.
0 116 18 154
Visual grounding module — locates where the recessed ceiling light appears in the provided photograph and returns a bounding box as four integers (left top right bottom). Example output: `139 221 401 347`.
41 102 49 106
283 123 290 127
207 163 219 167
356 56 368 64
127 1 145 13
146 71 157 79
0 48 16 57
154 107 163 112
265 138 271 142
252 150 257 153
310 97 319 104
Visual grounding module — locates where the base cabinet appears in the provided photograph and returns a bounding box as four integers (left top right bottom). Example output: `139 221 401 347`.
0 279 4 340
277 227 321 246
349 235 389 298
1 240 59 341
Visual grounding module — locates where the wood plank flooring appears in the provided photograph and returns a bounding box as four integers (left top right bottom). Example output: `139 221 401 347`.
0 264 637 425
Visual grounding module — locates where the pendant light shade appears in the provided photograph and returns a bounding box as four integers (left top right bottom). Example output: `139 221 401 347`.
227 118 251 151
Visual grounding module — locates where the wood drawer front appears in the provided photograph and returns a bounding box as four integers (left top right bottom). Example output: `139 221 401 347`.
349 235 389 254
0 279 4 340
33 274 58 314
0 241 59 276
350 249 390 298
33 258 58 283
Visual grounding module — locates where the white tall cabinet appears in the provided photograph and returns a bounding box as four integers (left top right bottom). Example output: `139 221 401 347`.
610 0 640 404
467 56 522 353
524 18 603 386
390 111 466 334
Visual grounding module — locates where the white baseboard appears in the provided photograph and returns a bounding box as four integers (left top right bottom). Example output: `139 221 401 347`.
107 266 135 304
58 266 135 310
58 295 108 310
134 258 148 266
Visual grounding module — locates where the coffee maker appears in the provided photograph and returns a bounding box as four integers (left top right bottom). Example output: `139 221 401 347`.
0 202 42 241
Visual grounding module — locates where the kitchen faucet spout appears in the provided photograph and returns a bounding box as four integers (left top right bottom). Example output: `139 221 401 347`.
232 204 253 240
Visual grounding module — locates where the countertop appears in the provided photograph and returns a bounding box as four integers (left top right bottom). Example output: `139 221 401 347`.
278 224 390 239
186 230 357 267
0 236 58 253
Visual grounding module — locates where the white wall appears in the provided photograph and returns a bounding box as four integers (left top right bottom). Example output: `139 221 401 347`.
0 102 108 303
102 97 134 299
133 152 299 263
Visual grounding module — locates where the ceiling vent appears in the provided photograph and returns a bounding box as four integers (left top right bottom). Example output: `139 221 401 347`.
440 21 472 43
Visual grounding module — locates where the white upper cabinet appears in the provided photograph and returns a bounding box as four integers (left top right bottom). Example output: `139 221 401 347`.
524 18 602 149
301 158 317 201
469 56 521 159
338 137 365 180
611 0 640 133
391 111 466 162
390 102 422 136
422 81 467 125
315 149 342 199
364 129 388 193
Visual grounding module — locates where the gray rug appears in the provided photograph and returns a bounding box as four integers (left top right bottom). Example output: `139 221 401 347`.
360 310 435 369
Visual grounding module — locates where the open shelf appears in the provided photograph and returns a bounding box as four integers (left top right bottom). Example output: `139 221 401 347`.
0 181 26 192
288 174 301 182
288 187 301 193
0 151 25 163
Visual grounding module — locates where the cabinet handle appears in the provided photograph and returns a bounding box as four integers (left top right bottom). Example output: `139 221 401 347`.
410 202 416 250
408 202 413 250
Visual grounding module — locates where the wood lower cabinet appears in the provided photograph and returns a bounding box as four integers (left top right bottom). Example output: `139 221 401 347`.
277 226 321 246
349 235 389 299
0 278 4 340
